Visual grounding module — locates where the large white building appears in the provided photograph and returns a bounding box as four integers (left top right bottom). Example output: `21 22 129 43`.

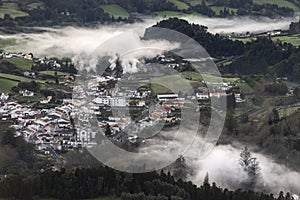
93 97 127 107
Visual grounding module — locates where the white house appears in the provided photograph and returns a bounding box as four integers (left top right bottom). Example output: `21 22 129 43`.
157 94 178 101
20 90 34 97
93 97 127 107
0 93 9 101
196 93 209 100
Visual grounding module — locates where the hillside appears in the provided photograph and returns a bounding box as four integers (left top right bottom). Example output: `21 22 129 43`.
0 0 298 28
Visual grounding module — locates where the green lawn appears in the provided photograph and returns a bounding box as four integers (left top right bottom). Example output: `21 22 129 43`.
101 4 129 19
4 57 35 71
0 2 29 19
167 0 190 10
210 6 238 14
0 77 18 92
253 0 300 11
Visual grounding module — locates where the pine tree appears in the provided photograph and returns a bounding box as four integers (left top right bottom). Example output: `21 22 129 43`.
239 147 261 188
203 172 209 185
240 147 252 170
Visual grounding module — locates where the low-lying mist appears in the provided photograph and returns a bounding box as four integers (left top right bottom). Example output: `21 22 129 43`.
1 15 299 195
188 144 300 194
143 132 300 195
1 16 298 58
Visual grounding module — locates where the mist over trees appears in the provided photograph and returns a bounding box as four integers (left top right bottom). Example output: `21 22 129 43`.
239 147 261 189
0 165 281 200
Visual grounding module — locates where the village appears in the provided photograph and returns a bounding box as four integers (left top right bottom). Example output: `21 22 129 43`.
0 49 245 159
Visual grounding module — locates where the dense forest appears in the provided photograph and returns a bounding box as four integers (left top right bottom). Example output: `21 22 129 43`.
0 165 287 200
148 18 245 57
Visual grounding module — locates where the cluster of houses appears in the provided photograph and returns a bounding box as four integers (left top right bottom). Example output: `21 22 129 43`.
0 95 80 156
0 50 33 60
0 50 66 71
0 50 244 156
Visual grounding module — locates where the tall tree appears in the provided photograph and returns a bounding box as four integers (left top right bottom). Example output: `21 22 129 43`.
239 147 261 188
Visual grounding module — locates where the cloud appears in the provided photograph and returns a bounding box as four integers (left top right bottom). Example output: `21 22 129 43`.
186 143 300 195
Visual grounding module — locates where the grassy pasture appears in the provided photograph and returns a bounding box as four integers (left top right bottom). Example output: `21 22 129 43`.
101 4 129 19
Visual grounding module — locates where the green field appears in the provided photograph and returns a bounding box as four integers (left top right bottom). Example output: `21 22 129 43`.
183 0 202 6
101 4 129 19
0 2 29 19
231 37 257 43
272 34 300 46
26 2 44 10
210 6 238 14
0 77 18 92
0 72 32 82
253 0 300 11
167 0 190 10
181 71 204 82
237 82 254 94
0 72 51 84
155 10 206 17
0 38 17 49
4 57 35 71
223 77 240 83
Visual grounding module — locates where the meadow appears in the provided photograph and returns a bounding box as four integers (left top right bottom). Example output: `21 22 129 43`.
0 77 18 92
3 57 35 71
100 4 129 19
167 0 190 10
0 2 28 19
